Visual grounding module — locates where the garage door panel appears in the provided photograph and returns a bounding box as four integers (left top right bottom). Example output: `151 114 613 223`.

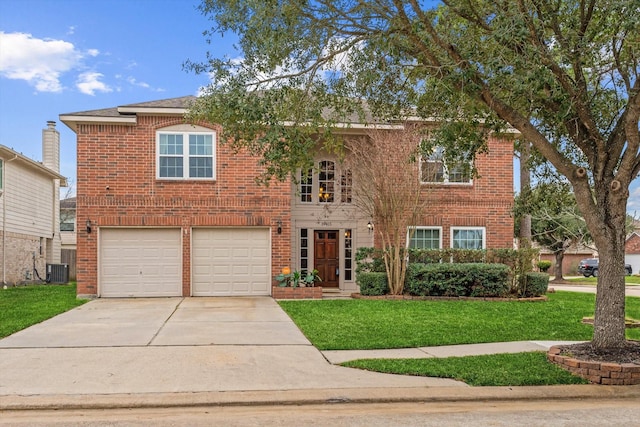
192 228 270 296
100 229 182 298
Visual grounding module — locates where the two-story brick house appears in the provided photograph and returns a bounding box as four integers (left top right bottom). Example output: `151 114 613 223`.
61 96 514 298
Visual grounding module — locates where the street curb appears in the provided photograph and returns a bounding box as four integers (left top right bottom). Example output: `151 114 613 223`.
2 385 640 411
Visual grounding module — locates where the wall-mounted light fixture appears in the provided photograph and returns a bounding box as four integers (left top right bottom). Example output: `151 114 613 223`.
367 221 374 233
86 219 92 234
277 219 282 235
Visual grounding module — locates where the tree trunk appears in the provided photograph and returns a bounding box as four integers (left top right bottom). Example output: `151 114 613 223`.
552 250 564 282
578 189 629 349
519 142 532 249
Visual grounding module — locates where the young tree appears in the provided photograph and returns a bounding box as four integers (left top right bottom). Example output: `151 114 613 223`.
345 128 427 294
187 0 640 349
515 182 591 281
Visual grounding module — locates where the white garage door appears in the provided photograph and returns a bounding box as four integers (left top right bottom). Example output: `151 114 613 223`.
192 228 270 296
100 228 182 297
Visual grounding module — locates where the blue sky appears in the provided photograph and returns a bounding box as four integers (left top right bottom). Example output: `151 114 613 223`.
0 0 638 215
0 0 228 193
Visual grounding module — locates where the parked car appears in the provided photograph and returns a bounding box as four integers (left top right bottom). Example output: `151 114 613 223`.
577 258 633 277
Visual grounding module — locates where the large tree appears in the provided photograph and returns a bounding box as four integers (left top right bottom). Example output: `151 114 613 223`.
187 0 640 349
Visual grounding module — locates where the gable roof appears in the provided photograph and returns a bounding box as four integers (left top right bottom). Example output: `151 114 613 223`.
0 145 67 185
60 96 197 131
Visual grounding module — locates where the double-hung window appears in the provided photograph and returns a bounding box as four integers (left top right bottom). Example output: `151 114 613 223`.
420 146 471 184
157 131 215 179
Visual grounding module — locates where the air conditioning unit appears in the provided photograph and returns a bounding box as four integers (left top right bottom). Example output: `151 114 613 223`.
46 264 69 284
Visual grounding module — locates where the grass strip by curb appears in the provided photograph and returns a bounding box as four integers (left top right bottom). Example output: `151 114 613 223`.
342 352 589 386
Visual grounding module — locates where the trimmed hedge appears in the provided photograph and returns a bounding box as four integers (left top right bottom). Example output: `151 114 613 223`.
520 272 549 297
405 263 511 297
357 272 389 296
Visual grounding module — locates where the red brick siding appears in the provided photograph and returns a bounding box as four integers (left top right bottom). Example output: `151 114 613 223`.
417 135 514 249
76 115 291 296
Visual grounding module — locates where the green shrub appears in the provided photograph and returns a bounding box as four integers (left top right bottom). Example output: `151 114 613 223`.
357 272 389 296
355 247 386 273
405 263 510 297
537 260 552 272
520 272 549 297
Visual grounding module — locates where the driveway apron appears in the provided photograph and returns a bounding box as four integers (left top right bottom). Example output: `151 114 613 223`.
0 297 462 395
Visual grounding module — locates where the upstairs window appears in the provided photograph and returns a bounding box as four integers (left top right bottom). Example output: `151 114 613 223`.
341 169 352 203
318 160 335 203
0 159 3 189
298 160 352 204
300 169 312 203
157 131 215 179
420 146 471 184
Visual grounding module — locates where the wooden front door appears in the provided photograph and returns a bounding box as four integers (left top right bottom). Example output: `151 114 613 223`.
314 230 339 288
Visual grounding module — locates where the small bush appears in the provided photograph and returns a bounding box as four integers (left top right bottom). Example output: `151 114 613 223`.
357 272 389 296
520 272 549 297
405 263 510 297
355 247 386 273
537 260 552 272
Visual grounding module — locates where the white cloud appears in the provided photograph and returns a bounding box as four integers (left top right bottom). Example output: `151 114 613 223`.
0 31 82 92
87 49 100 57
76 72 112 95
125 76 165 92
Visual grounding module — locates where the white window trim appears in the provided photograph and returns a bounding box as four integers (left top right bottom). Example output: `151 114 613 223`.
406 226 443 249
156 130 216 180
450 226 486 250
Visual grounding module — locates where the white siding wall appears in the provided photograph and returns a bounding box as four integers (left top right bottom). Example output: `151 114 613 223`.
4 161 55 237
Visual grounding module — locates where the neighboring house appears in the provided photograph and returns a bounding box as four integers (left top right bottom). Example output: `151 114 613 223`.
60 196 77 281
539 244 596 276
60 96 514 298
626 232 640 275
0 122 67 285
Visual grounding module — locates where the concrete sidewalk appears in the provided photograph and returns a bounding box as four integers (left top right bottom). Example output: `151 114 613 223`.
322 340 585 364
1 296 638 411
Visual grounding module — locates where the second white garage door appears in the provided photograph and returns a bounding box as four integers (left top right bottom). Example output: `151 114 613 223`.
192 228 271 296
100 228 182 297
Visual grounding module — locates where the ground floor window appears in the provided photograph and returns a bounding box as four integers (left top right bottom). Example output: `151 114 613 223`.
451 227 485 249
408 227 442 249
344 229 353 281
300 228 309 274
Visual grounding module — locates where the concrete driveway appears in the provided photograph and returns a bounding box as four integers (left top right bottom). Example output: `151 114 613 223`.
0 297 462 396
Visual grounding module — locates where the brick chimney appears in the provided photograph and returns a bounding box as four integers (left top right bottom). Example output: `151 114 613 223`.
42 120 60 173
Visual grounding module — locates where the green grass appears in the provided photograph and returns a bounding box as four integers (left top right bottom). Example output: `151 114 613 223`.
566 276 640 285
279 291 640 350
343 352 589 386
0 284 86 338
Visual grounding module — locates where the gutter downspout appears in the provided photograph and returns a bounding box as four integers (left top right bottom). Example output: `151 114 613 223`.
2 155 18 285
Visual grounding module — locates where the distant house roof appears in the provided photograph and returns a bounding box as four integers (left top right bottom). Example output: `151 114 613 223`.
60 197 76 210
0 145 67 185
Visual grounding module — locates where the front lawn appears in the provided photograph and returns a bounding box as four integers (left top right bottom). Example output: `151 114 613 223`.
343 352 589 386
566 276 640 285
0 284 86 338
278 291 640 350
